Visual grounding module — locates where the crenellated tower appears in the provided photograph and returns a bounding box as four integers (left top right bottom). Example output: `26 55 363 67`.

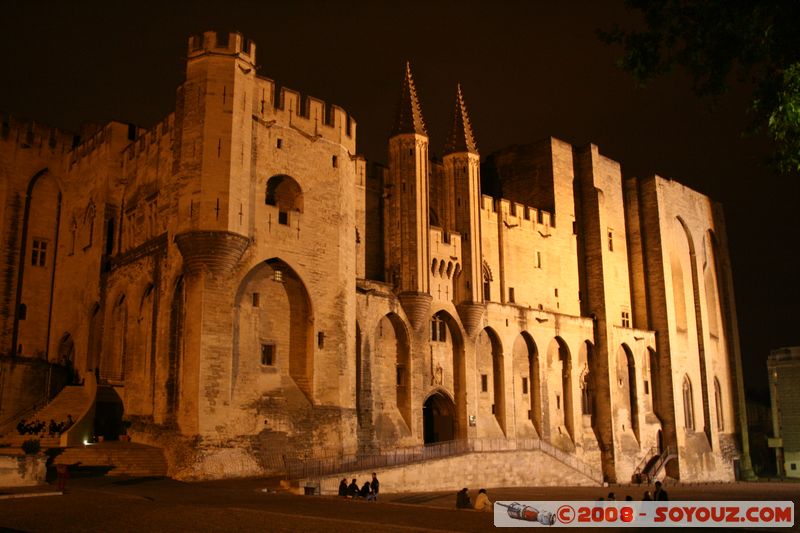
173 31 256 270
444 85 485 335
385 63 432 329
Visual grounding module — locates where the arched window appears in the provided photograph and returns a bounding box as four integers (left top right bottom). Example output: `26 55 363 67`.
265 175 303 226
683 376 695 431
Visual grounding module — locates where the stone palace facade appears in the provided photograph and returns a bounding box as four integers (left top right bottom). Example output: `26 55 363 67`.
0 31 747 483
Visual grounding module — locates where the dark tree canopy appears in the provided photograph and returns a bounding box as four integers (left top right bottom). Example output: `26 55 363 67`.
601 0 800 173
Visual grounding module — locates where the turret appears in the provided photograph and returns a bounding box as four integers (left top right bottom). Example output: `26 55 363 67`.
385 63 431 329
175 31 257 239
443 85 485 334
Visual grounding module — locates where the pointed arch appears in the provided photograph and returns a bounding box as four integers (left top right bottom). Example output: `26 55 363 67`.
13 168 62 360
547 337 574 441
676 216 711 442
167 276 185 423
105 293 128 381
423 389 456 443
478 327 506 435
682 374 695 431
513 331 540 437
617 344 640 441
376 313 412 428
233 258 314 400
429 310 467 439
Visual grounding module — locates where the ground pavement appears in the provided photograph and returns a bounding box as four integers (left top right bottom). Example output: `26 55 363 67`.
1 477 798 532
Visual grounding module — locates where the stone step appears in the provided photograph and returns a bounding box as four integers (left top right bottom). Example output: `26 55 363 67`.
55 442 167 477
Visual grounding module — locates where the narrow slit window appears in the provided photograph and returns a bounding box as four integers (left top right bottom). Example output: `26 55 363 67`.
481 374 488 392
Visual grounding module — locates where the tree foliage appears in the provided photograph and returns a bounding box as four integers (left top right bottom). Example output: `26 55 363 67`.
601 0 800 172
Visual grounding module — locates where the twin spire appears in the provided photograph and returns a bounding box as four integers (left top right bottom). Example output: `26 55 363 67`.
391 62 427 137
391 63 478 155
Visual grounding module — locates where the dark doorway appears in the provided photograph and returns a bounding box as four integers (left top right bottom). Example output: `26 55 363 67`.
94 386 124 440
423 392 455 444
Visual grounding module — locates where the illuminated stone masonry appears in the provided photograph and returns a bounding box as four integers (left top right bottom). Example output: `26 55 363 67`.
0 31 745 483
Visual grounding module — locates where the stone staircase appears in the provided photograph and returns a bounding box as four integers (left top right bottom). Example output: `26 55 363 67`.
1 385 91 447
55 442 168 477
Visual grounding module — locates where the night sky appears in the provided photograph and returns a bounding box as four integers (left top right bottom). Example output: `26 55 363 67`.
1 0 796 397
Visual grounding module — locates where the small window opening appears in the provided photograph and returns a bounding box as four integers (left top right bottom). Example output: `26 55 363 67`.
396 366 405 386
509 287 515 303
522 377 529 395
261 344 275 366
332 155 338 168
317 332 325 349
556 394 561 410
608 230 614 251
622 311 630 328
273 270 283 283
491 404 496 415
276 138 282 148
252 292 260 307
31 240 47 267
481 374 488 392
278 211 289 225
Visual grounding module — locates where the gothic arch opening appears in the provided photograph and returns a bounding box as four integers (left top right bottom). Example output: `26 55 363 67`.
429 310 466 440
266 175 303 226
57 332 74 366
676 217 711 443
547 337 574 442
105 294 128 382
137 283 155 413
376 313 411 428
682 374 695 431
167 276 185 424
713 376 724 431
580 341 597 422
423 390 455 444
513 332 540 437
478 327 506 435
617 344 640 441
15 169 61 359
233 259 314 399
87 303 101 374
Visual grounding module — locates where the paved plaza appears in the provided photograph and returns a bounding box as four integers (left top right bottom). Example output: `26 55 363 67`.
1 478 798 532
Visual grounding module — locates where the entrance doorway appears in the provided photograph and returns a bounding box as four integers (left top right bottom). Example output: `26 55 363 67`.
423 392 455 444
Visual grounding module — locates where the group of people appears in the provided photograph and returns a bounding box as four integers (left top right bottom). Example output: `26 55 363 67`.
338 472 380 501
455 488 492 511
602 481 669 502
16 414 74 437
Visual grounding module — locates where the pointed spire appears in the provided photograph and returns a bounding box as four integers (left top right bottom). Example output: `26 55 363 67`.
444 84 478 155
391 61 427 137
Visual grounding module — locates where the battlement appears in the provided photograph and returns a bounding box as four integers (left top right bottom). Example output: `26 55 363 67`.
188 31 256 65
0 112 78 154
65 121 132 171
121 114 175 164
480 194 555 229
254 77 356 152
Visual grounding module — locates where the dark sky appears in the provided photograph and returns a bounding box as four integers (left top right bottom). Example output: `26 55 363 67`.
1 0 796 396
